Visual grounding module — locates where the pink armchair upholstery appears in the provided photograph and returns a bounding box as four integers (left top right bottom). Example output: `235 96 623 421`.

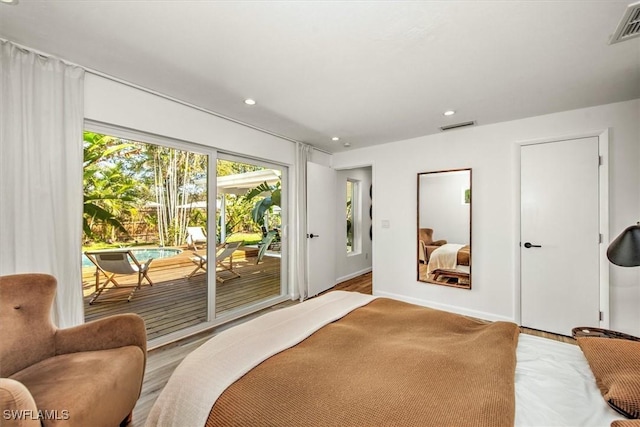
0 274 146 427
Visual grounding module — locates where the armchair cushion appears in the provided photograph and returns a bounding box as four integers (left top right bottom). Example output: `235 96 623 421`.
0 274 56 377
10 346 144 427
0 274 147 427
0 378 40 427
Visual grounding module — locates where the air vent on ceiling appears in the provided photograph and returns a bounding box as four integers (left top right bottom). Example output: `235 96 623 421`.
610 1 640 44
440 121 476 132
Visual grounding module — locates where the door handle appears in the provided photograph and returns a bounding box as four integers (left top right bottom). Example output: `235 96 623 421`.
307 233 319 239
523 242 542 248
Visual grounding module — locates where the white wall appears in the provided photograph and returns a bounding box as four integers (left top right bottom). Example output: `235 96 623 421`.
333 99 640 336
85 74 297 163
335 167 372 282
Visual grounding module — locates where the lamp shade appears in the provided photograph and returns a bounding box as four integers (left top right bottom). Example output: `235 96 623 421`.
607 222 640 267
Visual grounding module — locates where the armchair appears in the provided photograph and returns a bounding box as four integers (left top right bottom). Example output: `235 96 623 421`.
0 274 146 427
418 228 447 264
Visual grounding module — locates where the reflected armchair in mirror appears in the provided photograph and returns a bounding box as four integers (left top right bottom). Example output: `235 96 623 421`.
417 169 472 289
418 228 447 264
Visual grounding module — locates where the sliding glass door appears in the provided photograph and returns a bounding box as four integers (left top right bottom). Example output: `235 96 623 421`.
82 125 214 341
214 154 287 320
82 124 289 343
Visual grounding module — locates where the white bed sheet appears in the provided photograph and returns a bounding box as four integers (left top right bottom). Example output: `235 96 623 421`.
515 334 620 427
147 291 625 427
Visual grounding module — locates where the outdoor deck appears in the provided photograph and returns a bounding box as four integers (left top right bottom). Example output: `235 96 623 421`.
82 248 281 341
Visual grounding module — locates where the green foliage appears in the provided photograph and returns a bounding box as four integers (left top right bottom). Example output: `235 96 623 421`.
244 181 281 227
150 146 208 246
217 159 262 177
346 185 354 250
83 132 143 240
83 131 209 246
215 160 266 238
226 232 262 245
216 194 257 238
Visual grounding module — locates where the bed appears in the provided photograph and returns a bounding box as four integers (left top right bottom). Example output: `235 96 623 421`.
146 291 631 427
426 243 470 273
425 243 471 286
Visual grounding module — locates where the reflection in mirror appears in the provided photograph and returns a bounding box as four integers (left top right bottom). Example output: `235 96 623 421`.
417 169 471 289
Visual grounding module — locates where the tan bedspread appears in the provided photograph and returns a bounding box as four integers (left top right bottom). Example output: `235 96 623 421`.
208 298 520 427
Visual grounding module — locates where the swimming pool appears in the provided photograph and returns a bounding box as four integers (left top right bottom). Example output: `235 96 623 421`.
82 247 183 268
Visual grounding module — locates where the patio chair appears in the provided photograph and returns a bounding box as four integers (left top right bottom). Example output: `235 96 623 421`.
186 241 242 282
186 226 208 250
84 250 153 304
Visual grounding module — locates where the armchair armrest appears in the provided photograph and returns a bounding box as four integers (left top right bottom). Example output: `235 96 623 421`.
431 239 447 246
418 240 427 263
54 313 146 357
0 378 40 427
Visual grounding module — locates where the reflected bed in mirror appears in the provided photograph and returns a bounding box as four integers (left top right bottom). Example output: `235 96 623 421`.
417 168 471 289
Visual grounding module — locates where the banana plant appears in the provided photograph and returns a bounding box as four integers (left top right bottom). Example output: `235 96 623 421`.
244 181 281 227
83 132 138 239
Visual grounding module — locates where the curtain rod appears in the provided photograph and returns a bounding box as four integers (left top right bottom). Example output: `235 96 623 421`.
1 38 331 156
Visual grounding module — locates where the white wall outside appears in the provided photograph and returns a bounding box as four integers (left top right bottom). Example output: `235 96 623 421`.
333 99 640 336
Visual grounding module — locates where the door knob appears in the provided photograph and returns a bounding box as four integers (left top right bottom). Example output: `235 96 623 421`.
524 242 542 248
307 233 319 239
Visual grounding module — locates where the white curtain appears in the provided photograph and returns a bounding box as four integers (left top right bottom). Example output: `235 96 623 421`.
0 40 85 328
294 142 312 301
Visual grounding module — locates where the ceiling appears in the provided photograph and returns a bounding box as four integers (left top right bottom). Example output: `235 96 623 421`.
1 0 639 153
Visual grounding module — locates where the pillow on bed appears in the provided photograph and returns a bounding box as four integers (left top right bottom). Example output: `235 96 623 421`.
577 337 640 419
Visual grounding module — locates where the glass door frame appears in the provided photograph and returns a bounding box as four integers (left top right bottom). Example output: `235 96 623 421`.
84 120 217 347
214 152 290 323
85 121 292 347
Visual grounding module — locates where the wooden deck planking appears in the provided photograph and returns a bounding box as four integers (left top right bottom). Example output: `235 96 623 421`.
83 249 281 340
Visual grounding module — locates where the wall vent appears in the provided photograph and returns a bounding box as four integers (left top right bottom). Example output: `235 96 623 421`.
610 1 640 44
440 121 476 131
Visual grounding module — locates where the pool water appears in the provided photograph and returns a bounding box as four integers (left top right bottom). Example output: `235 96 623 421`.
82 247 182 268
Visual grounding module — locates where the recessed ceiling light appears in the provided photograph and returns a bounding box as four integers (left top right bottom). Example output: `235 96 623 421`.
0 0 19 4
332 137 340 141
244 99 256 105
343 142 351 147
443 110 456 116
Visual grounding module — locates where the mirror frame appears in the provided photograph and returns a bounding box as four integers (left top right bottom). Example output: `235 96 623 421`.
417 168 472 289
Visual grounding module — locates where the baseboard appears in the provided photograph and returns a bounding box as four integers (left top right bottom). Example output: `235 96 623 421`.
335 267 372 285
374 290 514 323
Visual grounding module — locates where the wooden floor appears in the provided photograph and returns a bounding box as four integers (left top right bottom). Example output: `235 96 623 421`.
130 271 573 426
83 249 281 341
332 271 373 294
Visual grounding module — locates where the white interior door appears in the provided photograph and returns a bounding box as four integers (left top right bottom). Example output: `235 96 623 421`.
307 161 337 297
521 137 601 336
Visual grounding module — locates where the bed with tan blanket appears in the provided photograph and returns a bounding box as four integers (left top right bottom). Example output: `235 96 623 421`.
427 243 470 274
146 291 625 427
